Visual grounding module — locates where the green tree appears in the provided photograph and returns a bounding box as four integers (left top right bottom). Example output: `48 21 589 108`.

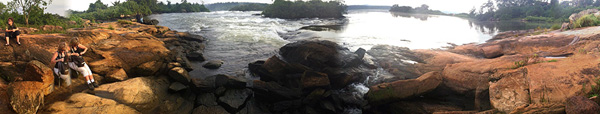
9 0 51 26
87 0 108 12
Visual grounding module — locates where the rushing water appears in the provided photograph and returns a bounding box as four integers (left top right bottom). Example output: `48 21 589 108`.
149 9 555 78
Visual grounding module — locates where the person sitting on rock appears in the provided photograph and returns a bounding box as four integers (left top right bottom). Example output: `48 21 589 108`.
4 17 21 46
68 38 99 89
50 42 71 86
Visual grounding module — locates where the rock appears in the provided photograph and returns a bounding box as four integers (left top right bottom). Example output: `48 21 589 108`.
569 9 599 25
218 89 253 109
355 48 366 59
169 67 191 84
176 32 205 42
193 74 247 90
301 71 330 89
130 61 163 76
169 82 188 92
94 76 170 113
39 25 63 31
482 44 503 58
46 93 140 114
17 27 38 34
561 22 570 31
279 40 364 71
168 62 182 69
192 105 229 114
105 68 128 83
196 93 219 106
489 69 530 113
510 103 565 114
366 71 442 105
203 60 224 69
23 60 54 95
251 80 301 102
566 96 600 114
237 98 270 114
258 56 288 81
8 81 44 114
441 57 513 95
187 51 206 61
367 45 423 79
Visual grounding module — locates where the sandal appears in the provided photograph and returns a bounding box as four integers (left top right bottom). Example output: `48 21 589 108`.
4 44 8 46
17 42 20 45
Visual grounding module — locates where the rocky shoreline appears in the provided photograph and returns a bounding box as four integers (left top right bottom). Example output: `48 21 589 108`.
1 17 600 114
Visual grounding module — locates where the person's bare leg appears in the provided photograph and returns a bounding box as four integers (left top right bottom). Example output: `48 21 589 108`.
16 35 20 44
5 37 8 45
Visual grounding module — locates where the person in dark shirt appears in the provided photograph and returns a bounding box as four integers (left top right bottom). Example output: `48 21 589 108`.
4 17 20 46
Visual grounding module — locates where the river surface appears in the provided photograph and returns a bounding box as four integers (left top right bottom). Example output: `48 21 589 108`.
149 9 555 78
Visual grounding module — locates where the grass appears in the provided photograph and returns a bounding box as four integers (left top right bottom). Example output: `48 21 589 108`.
573 14 600 29
550 24 561 30
118 20 133 25
108 25 114 30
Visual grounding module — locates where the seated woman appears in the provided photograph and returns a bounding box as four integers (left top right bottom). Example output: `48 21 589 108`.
4 17 20 46
68 38 98 89
50 42 71 86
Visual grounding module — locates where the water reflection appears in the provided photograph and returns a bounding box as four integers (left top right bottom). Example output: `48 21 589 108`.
468 20 557 35
390 12 433 21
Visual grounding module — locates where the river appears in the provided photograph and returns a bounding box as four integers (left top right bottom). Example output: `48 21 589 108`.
149 9 555 78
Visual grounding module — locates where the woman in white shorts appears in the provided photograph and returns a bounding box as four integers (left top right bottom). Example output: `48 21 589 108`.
50 42 71 86
68 38 98 89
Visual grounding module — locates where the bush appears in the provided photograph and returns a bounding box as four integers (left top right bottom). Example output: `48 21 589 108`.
573 14 600 28
550 24 561 30
524 16 552 22
117 20 132 24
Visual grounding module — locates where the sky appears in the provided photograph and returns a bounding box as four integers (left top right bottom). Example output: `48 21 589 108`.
0 0 572 16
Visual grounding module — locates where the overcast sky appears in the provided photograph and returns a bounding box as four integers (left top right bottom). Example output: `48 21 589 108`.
0 0 572 16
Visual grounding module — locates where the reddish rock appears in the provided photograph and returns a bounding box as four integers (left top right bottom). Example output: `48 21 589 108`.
489 69 530 113
366 71 442 105
510 103 565 114
301 71 330 89
566 96 600 114
8 81 44 114
23 60 54 95
482 45 503 58
39 25 64 31
105 68 128 83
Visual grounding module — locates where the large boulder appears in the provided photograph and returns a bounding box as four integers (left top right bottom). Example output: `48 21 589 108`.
300 70 330 89
251 80 301 102
94 76 169 113
46 93 140 114
566 96 600 114
367 45 424 79
366 71 442 105
39 25 63 31
8 81 44 114
482 44 503 58
23 60 54 95
568 9 600 27
218 89 253 109
279 40 364 71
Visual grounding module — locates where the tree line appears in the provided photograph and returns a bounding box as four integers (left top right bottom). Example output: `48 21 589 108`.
262 0 346 19
466 0 600 22
389 4 445 15
0 0 66 27
69 0 210 21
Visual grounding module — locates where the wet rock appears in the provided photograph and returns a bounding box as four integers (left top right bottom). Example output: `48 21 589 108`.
301 71 330 89
169 82 188 92
259 56 288 81
187 51 206 61
176 32 205 42
169 67 191 84
196 93 219 106
489 69 530 113
203 60 224 69
105 68 128 83
366 71 442 105
237 98 270 114
8 81 44 114
355 48 366 59
251 80 301 101
482 44 503 58
23 60 54 95
193 105 229 114
272 100 302 112
193 74 247 90
279 40 363 71
566 96 600 114
218 89 253 109
46 93 140 114
367 45 423 79
510 103 565 114
94 76 170 113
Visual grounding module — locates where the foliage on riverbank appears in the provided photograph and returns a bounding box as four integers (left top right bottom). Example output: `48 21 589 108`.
389 4 445 15
573 14 600 28
262 0 346 19
465 0 600 22
70 0 209 21
229 3 268 11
